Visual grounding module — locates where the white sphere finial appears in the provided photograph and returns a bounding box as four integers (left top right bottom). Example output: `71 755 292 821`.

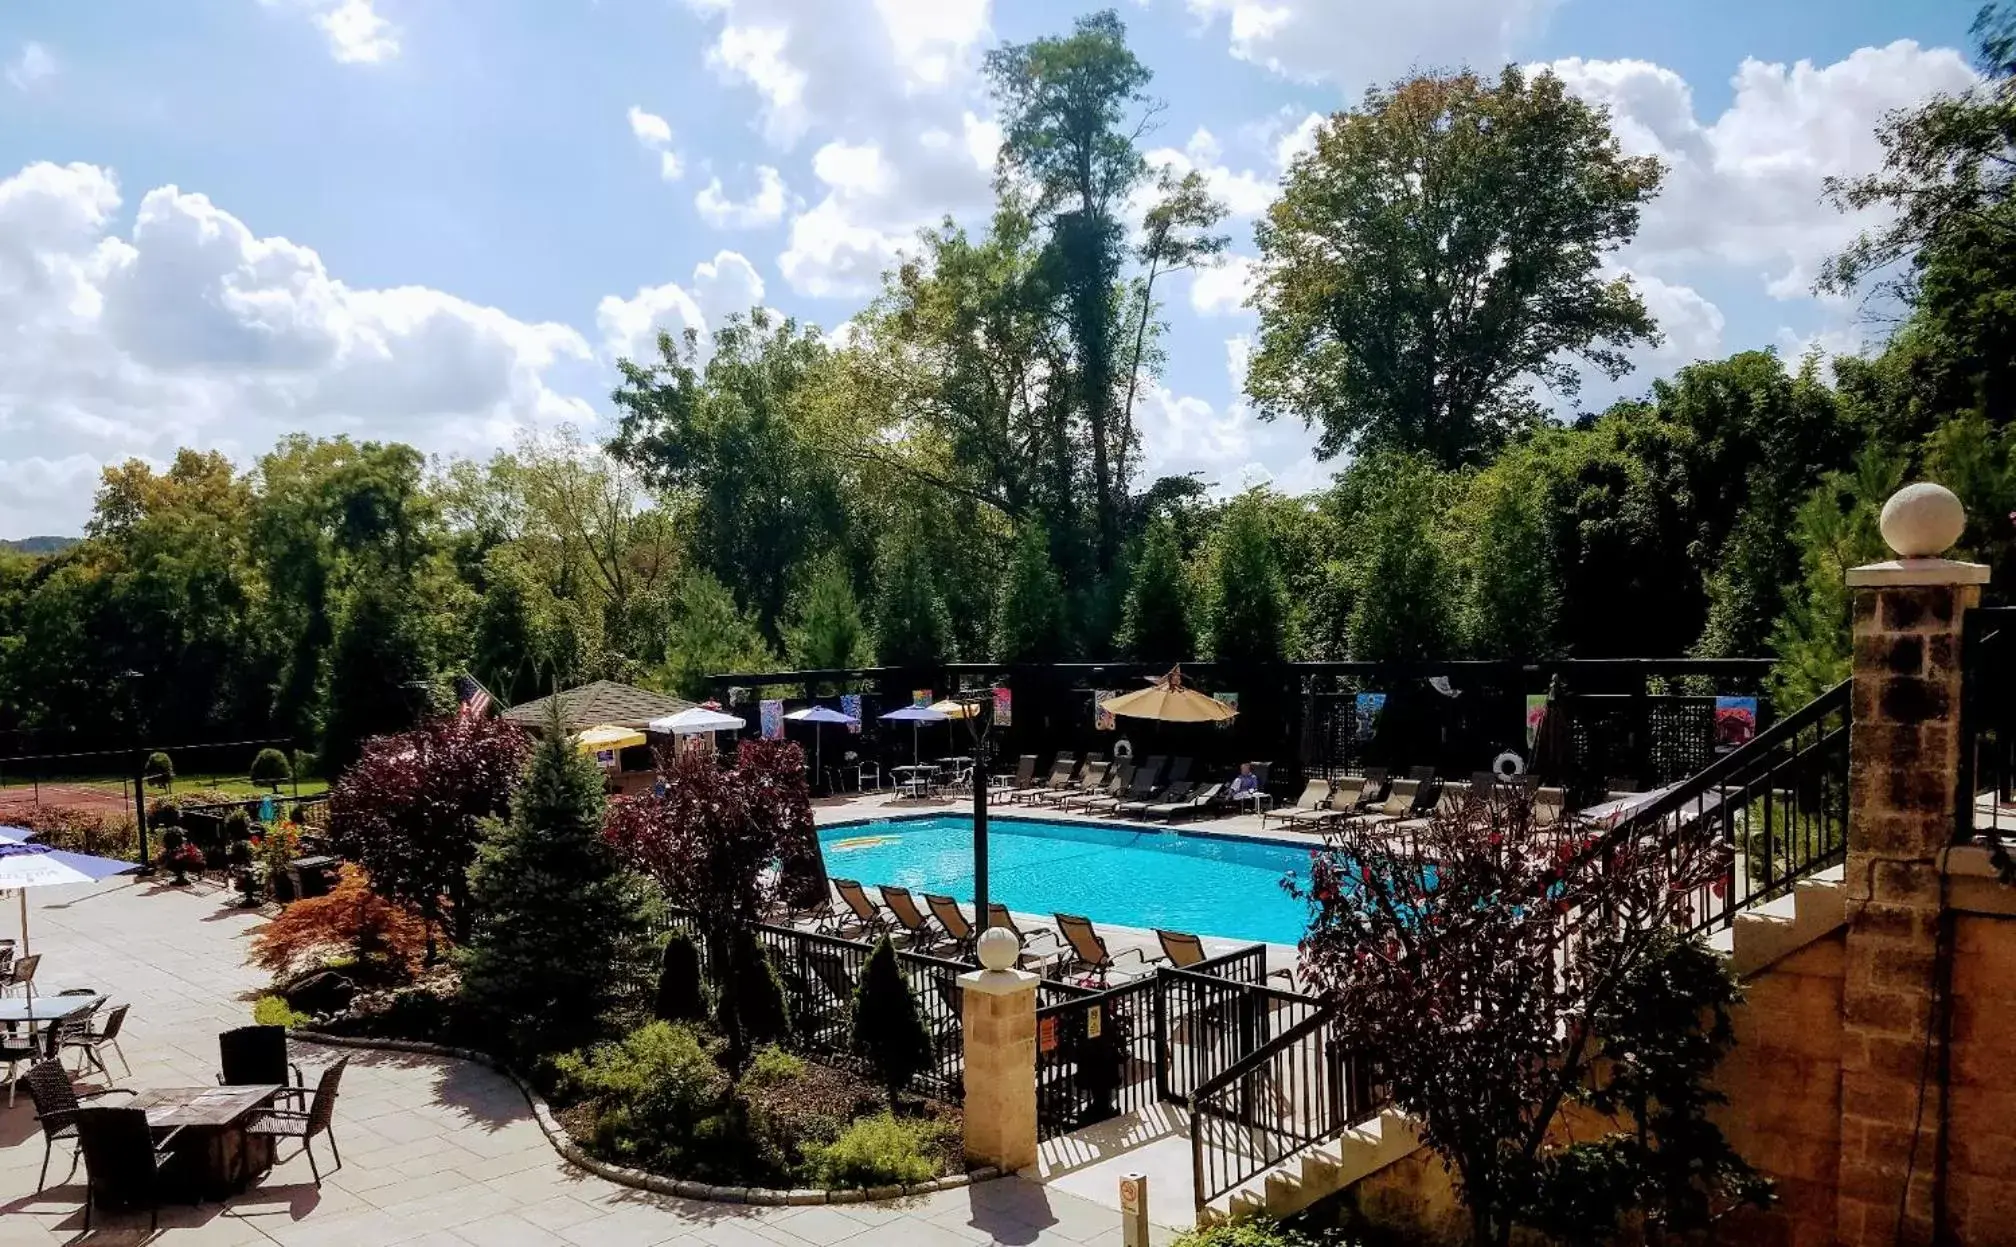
1880 483 1967 558
976 925 1021 972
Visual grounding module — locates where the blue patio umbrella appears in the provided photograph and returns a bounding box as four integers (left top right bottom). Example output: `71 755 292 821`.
0 826 142 955
784 705 861 787
879 703 950 765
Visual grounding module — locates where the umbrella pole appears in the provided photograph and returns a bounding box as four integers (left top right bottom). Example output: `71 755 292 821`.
18 888 26 958
912 723 919 767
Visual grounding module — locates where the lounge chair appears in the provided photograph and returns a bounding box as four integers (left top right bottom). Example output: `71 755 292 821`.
991 755 1040 796
1354 767 1390 808
1082 756 1163 815
1010 754 1080 805
1349 777 1433 828
1533 786 1567 828
923 893 977 956
1392 777 1470 833
1060 762 1132 811
1155 930 1296 987
1121 779 1191 818
1054 913 1161 985
1147 782 1223 822
988 905 1067 963
880 885 953 951
1271 779 1333 830
832 879 890 935
1031 760 1108 807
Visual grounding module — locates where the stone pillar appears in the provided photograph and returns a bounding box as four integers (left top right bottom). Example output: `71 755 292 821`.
961 928 1039 1173
1838 483 1987 1247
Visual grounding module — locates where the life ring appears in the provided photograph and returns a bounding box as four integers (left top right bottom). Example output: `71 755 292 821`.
1492 750 1526 778
1113 738 1134 760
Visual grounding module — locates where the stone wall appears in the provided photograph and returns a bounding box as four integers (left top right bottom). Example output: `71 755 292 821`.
1946 904 2016 1244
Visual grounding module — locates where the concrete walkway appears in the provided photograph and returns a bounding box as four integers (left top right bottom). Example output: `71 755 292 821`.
0 876 1182 1245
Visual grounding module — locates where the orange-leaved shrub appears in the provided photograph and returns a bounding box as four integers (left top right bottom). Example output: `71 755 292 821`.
250 863 429 982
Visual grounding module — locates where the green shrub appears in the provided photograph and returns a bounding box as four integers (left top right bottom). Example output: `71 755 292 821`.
224 808 252 840
144 751 175 788
253 995 310 1029
250 748 292 791
1172 1219 1350 1247
850 937 932 1105
551 1022 729 1169
655 933 709 1023
804 1112 948 1188
720 929 791 1054
743 1045 805 1088
291 749 318 782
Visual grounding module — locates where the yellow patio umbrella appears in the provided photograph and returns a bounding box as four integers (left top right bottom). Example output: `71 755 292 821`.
928 698 984 720
1099 667 1238 723
575 724 647 752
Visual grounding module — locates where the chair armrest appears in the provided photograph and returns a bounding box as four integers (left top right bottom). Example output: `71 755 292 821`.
258 1109 312 1120
78 1087 136 1101
1112 947 1154 966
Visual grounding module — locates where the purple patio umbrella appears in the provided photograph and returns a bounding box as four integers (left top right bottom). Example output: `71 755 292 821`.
784 705 861 787
0 826 143 955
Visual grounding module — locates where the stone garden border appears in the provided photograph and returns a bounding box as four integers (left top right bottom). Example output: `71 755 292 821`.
291 1030 1000 1207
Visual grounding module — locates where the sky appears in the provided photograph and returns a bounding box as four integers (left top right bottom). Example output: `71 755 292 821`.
0 0 1987 538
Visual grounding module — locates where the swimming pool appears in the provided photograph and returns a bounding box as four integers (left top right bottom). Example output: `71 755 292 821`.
819 815 1320 946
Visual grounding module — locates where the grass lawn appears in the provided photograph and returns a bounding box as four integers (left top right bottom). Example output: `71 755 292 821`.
0 771 329 799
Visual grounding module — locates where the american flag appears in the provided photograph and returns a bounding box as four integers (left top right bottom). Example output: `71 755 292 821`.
454 674 494 720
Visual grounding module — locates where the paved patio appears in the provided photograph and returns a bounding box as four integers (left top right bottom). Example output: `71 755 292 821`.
0 875 1185 1245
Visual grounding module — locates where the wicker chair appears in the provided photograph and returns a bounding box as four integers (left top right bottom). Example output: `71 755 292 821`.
62 1003 131 1078
75 1106 183 1232
218 1025 305 1102
1 1017 60 1107
247 1056 348 1187
23 1058 136 1192
4 952 40 998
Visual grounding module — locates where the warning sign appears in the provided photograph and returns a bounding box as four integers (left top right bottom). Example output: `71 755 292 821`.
1086 1005 1102 1040
1039 1015 1058 1054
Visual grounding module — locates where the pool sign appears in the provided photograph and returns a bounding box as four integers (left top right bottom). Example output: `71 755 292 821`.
1039 1015 1058 1054
1085 1004 1102 1039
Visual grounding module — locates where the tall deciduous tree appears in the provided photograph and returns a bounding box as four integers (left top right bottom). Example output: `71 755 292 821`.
1119 518 1193 662
1204 493 1287 664
1247 67 1664 468
987 9 1156 571
996 523 1072 662
461 709 650 1059
873 520 952 668
321 581 435 777
326 713 530 957
1341 454 1460 662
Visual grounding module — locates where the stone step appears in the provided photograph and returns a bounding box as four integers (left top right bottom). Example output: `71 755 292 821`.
1208 1109 1425 1225
1730 870 1846 976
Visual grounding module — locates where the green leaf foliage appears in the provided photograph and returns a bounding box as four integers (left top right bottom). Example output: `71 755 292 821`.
458 709 650 1059
1119 518 1194 662
850 936 934 1105
787 553 869 672
804 1113 951 1188
1204 492 1287 664
249 747 291 789
996 523 1072 662
653 933 709 1024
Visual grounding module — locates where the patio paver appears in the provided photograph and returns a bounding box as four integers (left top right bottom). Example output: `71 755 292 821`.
0 875 1187 1244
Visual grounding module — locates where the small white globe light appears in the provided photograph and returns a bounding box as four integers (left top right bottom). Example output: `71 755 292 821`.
976 925 1021 972
1880 483 1967 558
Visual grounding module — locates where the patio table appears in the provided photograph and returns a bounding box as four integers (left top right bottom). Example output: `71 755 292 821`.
128 1084 283 1199
0 993 103 1025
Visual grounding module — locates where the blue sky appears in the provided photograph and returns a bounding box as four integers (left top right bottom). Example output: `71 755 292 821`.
0 0 1985 536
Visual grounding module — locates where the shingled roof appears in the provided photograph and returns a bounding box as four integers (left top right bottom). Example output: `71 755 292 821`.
501 680 695 734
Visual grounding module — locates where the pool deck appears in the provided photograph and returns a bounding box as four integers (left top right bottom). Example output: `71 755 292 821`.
807 789 1312 986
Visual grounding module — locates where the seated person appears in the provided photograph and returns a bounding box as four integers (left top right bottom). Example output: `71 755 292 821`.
1229 762 1262 806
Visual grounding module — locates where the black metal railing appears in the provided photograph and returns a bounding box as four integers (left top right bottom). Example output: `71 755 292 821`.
1961 605 2016 848
1188 1008 1383 1217
666 910 976 1100
1595 679 1850 935
1035 973 1162 1141
1159 968 1321 1106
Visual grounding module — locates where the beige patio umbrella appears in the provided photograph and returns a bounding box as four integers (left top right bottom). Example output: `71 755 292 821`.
1099 667 1238 723
928 698 984 720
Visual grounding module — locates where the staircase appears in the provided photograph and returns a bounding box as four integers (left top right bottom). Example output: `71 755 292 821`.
1189 680 1855 1229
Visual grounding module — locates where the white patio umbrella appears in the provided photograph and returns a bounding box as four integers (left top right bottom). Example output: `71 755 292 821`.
648 706 748 734
879 703 950 765
0 828 142 955
784 705 860 786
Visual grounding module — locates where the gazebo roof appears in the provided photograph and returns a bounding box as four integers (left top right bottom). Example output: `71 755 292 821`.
501 680 695 735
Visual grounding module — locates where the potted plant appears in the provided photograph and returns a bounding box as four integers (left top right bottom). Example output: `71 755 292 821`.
162 840 205 886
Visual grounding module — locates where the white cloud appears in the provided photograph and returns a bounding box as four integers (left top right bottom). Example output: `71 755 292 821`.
6 42 57 92
684 0 999 296
0 160 591 536
1542 42 1978 300
263 0 400 64
1186 0 1557 88
595 250 767 363
1624 269 1725 367
1271 112 1324 172
1190 254 1257 316
627 106 685 181
695 166 789 229
1133 383 1326 496
1145 128 1276 218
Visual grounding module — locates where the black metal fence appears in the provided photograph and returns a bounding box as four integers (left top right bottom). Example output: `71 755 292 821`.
1596 679 1850 935
1961 606 2016 847
1035 973 1163 1141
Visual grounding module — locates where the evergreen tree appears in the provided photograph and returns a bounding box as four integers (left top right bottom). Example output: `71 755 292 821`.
661 570 776 700
1769 448 1904 706
321 581 432 778
1119 518 1193 661
996 523 1072 662
459 707 650 1059
1458 456 1559 660
850 936 934 1107
654 933 708 1023
788 553 869 671
874 523 951 667
721 928 791 1052
1205 493 1288 664
471 552 544 706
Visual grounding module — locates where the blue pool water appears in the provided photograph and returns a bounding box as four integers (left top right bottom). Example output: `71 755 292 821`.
819 816 1320 945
